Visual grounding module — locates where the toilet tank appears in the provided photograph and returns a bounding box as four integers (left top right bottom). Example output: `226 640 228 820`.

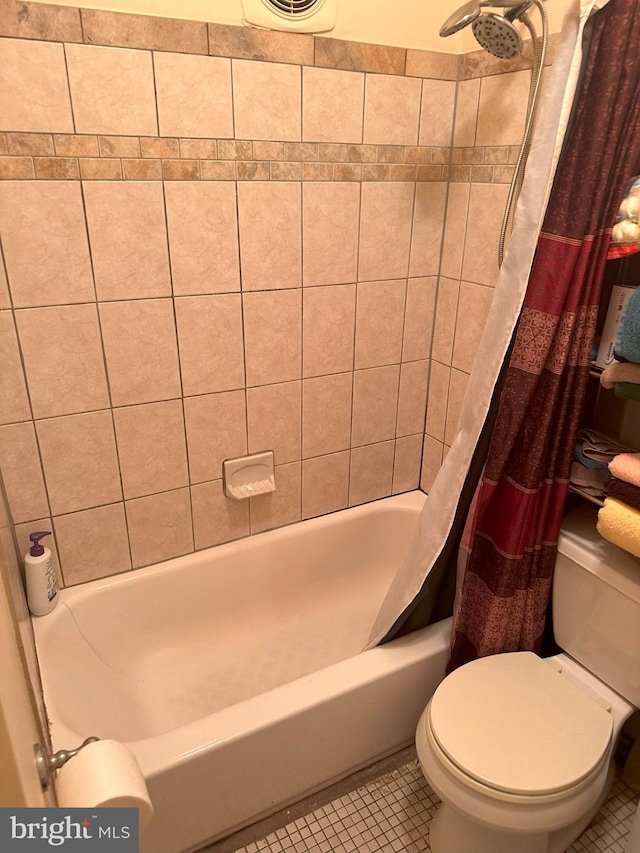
553 504 640 706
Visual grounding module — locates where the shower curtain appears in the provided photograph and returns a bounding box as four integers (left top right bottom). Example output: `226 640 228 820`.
448 0 640 668
366 0 614 649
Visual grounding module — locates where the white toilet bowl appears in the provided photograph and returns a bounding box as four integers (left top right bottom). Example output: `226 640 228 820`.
415 505 640 853
416 651 634 853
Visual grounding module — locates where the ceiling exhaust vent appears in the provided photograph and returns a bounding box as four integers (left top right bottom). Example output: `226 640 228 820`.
241 0 337 33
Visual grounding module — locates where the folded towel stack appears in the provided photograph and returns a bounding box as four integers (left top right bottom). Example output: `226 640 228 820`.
597 452 640 559
601 285 640 401
571 429 630 499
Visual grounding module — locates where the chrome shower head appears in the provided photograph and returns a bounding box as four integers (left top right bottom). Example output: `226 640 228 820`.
440 1 534 57
440 0 482 37
472 11 523 58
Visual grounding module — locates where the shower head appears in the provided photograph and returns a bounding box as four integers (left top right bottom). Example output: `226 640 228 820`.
472 12 523 58
440 1 535 57
440 0 482 37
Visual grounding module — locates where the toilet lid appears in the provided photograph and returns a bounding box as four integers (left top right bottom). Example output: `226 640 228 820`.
428 652 613 796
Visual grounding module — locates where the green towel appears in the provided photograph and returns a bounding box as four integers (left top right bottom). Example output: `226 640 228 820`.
615 382 640 402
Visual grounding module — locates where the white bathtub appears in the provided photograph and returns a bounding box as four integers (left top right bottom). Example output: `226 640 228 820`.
33 490 451 853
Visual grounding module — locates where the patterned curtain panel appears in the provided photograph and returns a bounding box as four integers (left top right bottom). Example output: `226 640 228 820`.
448 0 640 671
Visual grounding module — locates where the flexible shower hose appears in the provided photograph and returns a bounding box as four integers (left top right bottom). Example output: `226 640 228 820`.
498 0 548 267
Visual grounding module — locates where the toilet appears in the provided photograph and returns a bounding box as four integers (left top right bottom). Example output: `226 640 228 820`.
416 504 640 853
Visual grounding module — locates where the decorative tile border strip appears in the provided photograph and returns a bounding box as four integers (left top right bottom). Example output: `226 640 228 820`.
459 32 560 80
0 134 452 182
0 135 518 184
0 1 460 79
0 1 557 80
448 144 519 183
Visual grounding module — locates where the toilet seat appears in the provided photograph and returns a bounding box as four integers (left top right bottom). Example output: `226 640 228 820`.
427 652 613 797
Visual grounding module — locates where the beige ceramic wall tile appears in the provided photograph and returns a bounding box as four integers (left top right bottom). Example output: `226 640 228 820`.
237 182 302 291
431 277 460 366
440 183 470 281
363 74 422 146
233 59 301 141
184 390 247 484
84 181 171 301
402 277 437 363
396 360 429 437
54 503 131 585
243 289 302 386
392 434 423 494
0 312 30 424
154 52 233 138
126 487 193 568
461 183 509 287
249 461 301 534
359 183 415 282
351 365 400 448
302 373 352 459
208 23 313 65
175 295 245 395
452 281 495 373
99 299 181 406
409 182 448 278
302 182 359 287
419 79 456 147
191 479 249 549
420 434 444 492
36 410 122 515
445 368 470 446
349 440 394 506
0 181 94 307
80 9 207 53
302 451 350 519
0 422 49 523
425 360 450 442
0 38 73 132
16 304 110 419
303 284 356 378
114 399 188 499
302 67 364 144
406 49 458 81
165 182 240 295
476 70 530 147
66 43 157 135
247 381 301 465
453 78 480 147
355 279 406 370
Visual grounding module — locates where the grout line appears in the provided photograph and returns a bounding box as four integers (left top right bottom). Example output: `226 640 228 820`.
299 178 306 516
348 180 363 508
77 8 86 45
61 43 78 136
234 175 253 532
159 179 196 551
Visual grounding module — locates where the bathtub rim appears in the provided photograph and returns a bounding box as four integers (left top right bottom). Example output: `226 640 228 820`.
34 490 433 775
44 489 427 608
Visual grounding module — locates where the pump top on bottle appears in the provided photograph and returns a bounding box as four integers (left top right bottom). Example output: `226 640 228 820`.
24 530 58 616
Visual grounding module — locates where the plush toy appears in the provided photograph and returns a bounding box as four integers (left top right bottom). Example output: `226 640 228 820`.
609 175 640 259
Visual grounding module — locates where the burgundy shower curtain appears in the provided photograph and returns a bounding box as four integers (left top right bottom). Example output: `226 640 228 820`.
448 0 640 670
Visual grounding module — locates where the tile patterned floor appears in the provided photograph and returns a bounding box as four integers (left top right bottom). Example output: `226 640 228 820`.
231 759 639 853
568 778 639 853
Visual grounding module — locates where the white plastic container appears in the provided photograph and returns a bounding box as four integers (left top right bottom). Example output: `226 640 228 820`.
24 531 58 616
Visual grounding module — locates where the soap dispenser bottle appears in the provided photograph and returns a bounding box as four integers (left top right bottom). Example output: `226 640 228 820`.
24 531 58 616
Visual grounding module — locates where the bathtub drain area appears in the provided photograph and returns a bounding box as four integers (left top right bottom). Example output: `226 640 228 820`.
201 748 639 853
